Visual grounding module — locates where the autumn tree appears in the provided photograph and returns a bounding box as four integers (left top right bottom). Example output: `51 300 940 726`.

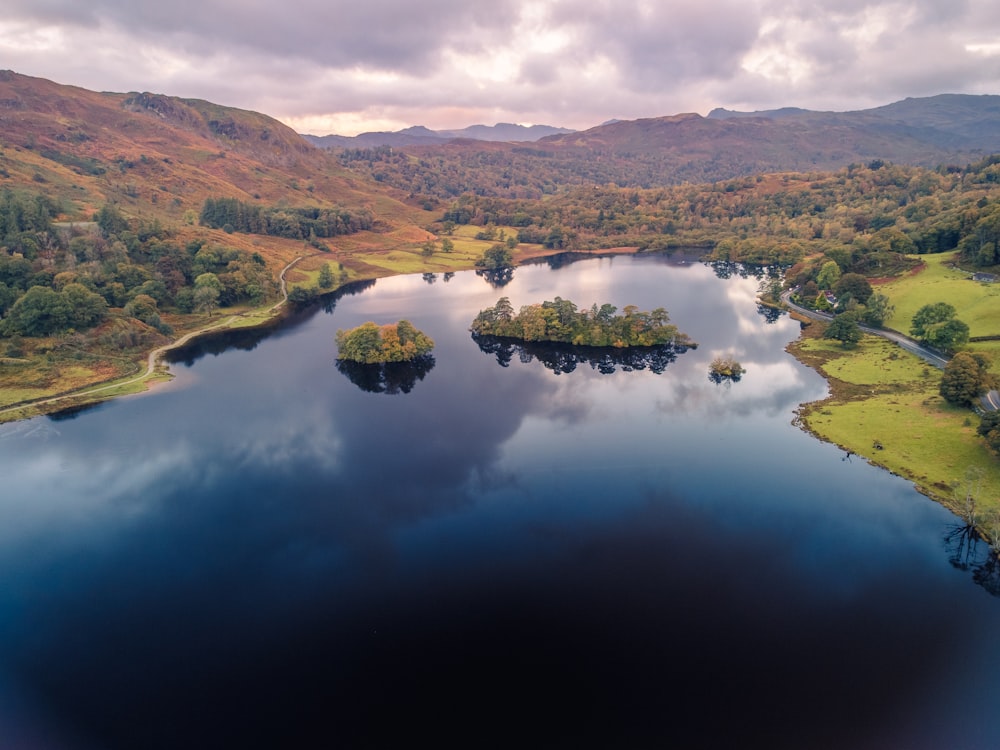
940 352 996 406
335 320 434 364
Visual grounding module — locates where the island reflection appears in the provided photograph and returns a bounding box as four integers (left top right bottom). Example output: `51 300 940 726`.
335 355 436 394
472 333 689 375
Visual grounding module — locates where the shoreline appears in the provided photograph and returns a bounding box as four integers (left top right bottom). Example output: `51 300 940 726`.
0 256 305 424
0 246 666 423
6 248 996 558
784 315 1000 555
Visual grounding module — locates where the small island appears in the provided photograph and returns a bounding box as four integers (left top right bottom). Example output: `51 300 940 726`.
470 297 696 349
709 354 746 383
335 320 434 363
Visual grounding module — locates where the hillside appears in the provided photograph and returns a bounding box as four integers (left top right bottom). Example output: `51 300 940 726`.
334 94 1000 199
0 71 451 420
710 93 1000 153
0 70 422 236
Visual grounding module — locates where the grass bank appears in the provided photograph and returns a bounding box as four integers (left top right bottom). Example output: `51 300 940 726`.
0 231 562 424
789 320 1000 526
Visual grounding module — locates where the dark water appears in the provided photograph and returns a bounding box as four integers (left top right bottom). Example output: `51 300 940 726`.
1 254 998 749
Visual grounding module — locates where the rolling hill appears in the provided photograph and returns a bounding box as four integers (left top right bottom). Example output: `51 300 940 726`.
0 69 422 236
333 95 1000 199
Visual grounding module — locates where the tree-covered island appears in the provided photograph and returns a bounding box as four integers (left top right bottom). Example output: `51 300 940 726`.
470 297 696 349
335 320 434 363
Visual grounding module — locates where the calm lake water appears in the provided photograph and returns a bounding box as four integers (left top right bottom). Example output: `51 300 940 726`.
1 253 999 749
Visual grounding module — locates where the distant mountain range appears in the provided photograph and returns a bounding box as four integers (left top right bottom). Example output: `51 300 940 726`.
3 68 1000 215
303 123 576 149
708 94 1000 153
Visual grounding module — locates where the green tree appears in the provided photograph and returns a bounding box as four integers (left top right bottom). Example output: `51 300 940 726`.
910 302 969 354
833 273 873 304
95 204 129 237
940 352 995 406
816 260 842 290
861 293 894 327
62 283 108 329
124 293 163 328
441 238 454 253
978 410 1000 453
476 244 514 271
193 272 222 315
911 302 957 339
318 263 335 289
1 286 72 336
824 313 862 347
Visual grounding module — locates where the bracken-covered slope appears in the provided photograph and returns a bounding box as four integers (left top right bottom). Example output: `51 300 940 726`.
0 70 421 230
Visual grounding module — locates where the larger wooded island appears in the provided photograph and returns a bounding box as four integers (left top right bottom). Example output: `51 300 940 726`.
470 297 696 349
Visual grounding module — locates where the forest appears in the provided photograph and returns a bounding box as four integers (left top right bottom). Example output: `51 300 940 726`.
470 297 695 349
0 190 278 345
199 197 374 242
417 156 1000 275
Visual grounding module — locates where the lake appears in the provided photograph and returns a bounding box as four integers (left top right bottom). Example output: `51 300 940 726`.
1 253 998 749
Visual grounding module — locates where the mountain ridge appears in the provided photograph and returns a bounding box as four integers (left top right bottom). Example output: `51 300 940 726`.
303 122 575 149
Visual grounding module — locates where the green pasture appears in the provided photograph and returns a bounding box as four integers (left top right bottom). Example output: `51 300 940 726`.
880 252 1000 339
794 330 1000 519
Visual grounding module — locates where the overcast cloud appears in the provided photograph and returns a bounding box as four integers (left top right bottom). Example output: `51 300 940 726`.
3 0 1000 135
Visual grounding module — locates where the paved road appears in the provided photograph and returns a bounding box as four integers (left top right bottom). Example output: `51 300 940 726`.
781 291 999 411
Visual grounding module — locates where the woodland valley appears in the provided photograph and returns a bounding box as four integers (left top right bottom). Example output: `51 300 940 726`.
3 69 1000 535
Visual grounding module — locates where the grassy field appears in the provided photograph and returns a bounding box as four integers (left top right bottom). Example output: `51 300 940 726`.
878 252 1000 340
790 324 1000 526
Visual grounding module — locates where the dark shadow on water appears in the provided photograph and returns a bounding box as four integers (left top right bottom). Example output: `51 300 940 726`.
708 371 743 385
757 302 786 324
472 333 686 375
47 401 108 422
165 280 375 366
943 522 1000 597
475 267 514 288
335 355 436 394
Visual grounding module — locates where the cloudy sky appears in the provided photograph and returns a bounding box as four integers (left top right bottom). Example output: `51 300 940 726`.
4 0 1000 135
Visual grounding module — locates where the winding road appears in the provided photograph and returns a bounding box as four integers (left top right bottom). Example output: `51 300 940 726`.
0 256 304 420
781 291 999 410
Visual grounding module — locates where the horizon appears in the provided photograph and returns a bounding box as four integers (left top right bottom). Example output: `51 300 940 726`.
3 1 999 137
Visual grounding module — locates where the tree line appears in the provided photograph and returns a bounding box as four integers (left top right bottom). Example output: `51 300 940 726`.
0 194 279 341
199 197 373 241
470 297 696 349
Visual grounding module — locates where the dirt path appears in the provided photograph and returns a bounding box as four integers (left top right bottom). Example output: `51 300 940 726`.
0 256 303 420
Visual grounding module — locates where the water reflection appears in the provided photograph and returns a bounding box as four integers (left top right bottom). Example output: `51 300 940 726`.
475 267 514 288
165 279 375 367
944 523 1000 596
472 333 687 374
335 355 436 394
1 256 999 748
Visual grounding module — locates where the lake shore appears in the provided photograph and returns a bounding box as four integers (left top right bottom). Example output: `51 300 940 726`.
786 314 1000 543
7 244 999 557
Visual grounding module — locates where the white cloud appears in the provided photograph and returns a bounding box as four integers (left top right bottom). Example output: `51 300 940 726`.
0 0 998 134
